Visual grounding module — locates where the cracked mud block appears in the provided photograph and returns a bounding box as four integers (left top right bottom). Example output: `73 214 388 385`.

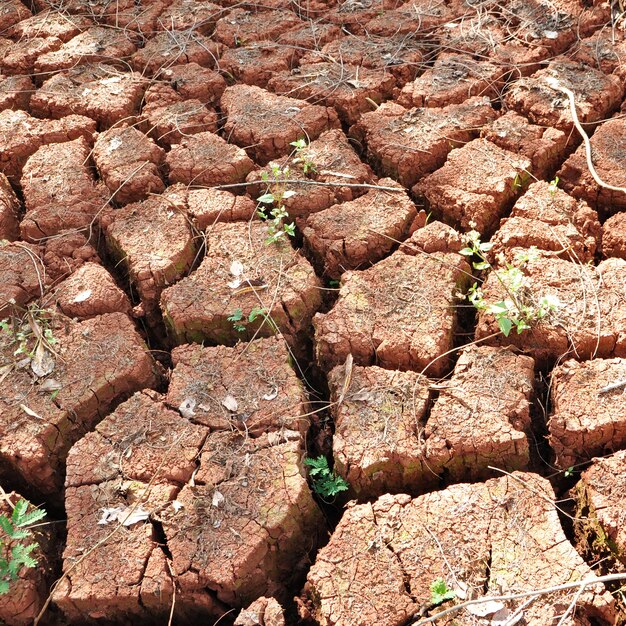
548 358 626 468
558 117 626 212
156 0 223 35
34 27 137 73
575 450 626 559
214 8 303 45
268 62 395 126
142 85 219 147
101 191 196 321
567 31 626 77
475 257 626 364
364 0 457 35
490 181 600 263
97 0 169 33
301 34 425 87
220 43 296 88
0 36 62 76
399 220 462 256
160 431 324 607
481 111 568 179
414 139 532 235
20 137 109 242
302 473 616 626
350 97 498 188
0 109 96 181
302 178 416 278
0 312 158 497
93 126 165 205
0 74 33 112
166 338 308 437
246 128 376 220
41 231 100 282
221 84 340 164
504 59 624 136
131 31 223 76
53 390 221 623
30 64 146 130
54 262 132 320
186 187 256 228
7 9 92 41
31 0 135 19
235 597 285 626
314 247 470 375
0 0 30 31
276 22 341 60
0 241 45 315
166 131 254 186
602 213 626 259
324 0 404 34
161 221 321 346
0 172 19 241
0 490 54 626
156 63 226 105
398 54 506 108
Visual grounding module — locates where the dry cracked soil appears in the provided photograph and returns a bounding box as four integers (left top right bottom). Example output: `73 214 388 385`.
3 0 626 625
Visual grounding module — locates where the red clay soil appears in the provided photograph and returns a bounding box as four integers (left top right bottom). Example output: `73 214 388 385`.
324 0 404 34
20 136 109 242
185 186 257 228
0 312 158 497
0 0 31 32
156 0 223 35
475 257 626 365
0 490 53 626
0 173 20 241
275 22 342 60
40 231 100 282
0 241 45 316
363 0 455 35
0 35 62 76
314 243 471 375
602 213 626 259
350 97 498 187
155 63 226 105
7 9 92 41
220 43 296 88
0 74 33 112
567 30 626 77
302 473 615 626
213 8 303 45
166 338 309 436
235 597 285 626
160 221 322 346
490 180 600 263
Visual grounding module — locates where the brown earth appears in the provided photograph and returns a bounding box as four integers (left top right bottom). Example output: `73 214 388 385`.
185 186 257 228
155 63 226 105
0 240 45 316
220 43 296 88
213 8 303 45
0 173 20 241
235 597 285 626
602 212 626 259
0 74 33 112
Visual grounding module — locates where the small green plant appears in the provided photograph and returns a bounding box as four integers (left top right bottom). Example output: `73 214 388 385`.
0 499 46 595
257 164 296 244
290 138 316 175
549 176 559 194
461 231 560 336
0 305 57 359
227 306 278 334
304 456 349 498
430 578 456 606
564 466 575 478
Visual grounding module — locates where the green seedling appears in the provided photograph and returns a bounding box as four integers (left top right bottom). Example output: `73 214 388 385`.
304 456 349 499
430 578 456 606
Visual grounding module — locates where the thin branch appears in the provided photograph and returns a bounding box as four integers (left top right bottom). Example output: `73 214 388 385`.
211 179 404 192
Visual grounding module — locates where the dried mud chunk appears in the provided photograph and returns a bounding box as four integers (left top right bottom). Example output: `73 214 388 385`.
235 597 285 626
102 193 196 319
132 31 223 76
276 22 341 59
324 0 404 34
400 220 461 255
8 9 92 41
576 450 626 558
186 187 256 228
548 358 626 468
220 43 296 88
364 0 456 35
0 0 31 31
166 131 254 185
54 390 218 622
475 257 626 364
0 74 33 112
0 312 158 496
31 64 146 130
34 27 137 73
0 491 53 626
268 62 395 125
41 231 100 282
328 364 433 498
557 117 626 212
221 84 340 164
246 128 376 220
99 0 168 33
157 0 223 35
0 241 44 315
0 36 62 76
161 221 321 345
351 97 498 187
414 139 532 235
93 126 165 205
302 34 425 86
20 137 109 242
504 59 624 135
166 338 308 436
314 249 470 375
490 181 600 263
303 473 616 626
161 433 323 606
214 8 303 45
0 109 96 181
567 31 626 77
302 178 417 278
602 213 626 259
54 262 132 320
481 110 568 179
0 172 19 241
398 54 506 108
157 62 226 105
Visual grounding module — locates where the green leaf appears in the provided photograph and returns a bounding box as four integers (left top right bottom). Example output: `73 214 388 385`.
256 193 275 204
430 578 456 606
304 456 329 477
0 579 9 595
459 247 474 257
227 309 244 323
472 261 490 271
498 317 513 336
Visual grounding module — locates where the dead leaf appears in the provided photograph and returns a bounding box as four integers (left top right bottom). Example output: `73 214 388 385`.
466 600 505 617
230 260 244 276
491 608 523 625
98 505 150 526
31 342 55 378
350 388 375 402
212 491 224 508
179 397 196 418
263 386 278 401
0 363 13 386
20 404 43 419
222 395 238 412
172 500 183 513
71 289 92 303
39 378 62 392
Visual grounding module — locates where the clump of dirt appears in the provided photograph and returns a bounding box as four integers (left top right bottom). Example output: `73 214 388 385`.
213 7 303 45
221 43 296 88
0 173 20 241
0 75 33 112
